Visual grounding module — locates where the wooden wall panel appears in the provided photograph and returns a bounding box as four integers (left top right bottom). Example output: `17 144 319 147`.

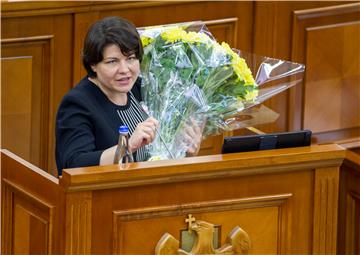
304 22 360 133
204 18 238 47
252 1 356 135
292 3 360 144
73 11 100 85
1 14 73 174
2 36 52 171
253 2 326 133
1 57 32 161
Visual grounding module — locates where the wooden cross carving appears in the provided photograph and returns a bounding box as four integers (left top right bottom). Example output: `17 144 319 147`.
185 214 196 233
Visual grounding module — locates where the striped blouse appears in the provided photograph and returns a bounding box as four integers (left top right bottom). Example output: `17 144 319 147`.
116 92 149 162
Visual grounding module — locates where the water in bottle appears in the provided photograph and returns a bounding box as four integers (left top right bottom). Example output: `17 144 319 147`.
114 125 134 169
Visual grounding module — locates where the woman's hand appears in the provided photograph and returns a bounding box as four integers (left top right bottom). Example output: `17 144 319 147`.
183 117 204 157
129 117 159 152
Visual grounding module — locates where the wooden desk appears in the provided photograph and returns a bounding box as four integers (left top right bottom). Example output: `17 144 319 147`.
2 144 345 254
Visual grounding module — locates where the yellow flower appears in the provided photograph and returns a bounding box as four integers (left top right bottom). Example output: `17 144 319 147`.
221 42 256 86
244 90 259 101
161 27 188 43
185 31 211 44
141 36 154 47
161 27 212 44
221 42 237 59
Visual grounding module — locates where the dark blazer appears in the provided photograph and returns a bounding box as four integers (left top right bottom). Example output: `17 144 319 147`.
55 76 142 176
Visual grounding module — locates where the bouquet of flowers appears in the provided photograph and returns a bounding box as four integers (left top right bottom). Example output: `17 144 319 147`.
138 22 304 160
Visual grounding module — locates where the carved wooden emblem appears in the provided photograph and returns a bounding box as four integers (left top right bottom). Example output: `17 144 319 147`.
155 214 251 255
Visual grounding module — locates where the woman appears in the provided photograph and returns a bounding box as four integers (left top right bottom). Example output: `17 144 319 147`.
55 17 202 176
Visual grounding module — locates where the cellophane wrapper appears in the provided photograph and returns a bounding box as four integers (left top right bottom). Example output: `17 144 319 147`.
138 21 305 160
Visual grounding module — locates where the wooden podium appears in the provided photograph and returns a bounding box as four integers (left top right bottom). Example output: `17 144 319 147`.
2 144 345 254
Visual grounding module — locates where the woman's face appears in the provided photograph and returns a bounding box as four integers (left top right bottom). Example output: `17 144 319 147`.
91 44 140 100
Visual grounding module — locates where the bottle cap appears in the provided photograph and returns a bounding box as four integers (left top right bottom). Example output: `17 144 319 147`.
118 125 129 134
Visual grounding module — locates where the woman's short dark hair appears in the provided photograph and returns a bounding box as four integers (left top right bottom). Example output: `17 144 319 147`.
82 16 143 78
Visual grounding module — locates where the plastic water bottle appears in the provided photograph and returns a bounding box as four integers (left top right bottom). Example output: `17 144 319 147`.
113 125 134 168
